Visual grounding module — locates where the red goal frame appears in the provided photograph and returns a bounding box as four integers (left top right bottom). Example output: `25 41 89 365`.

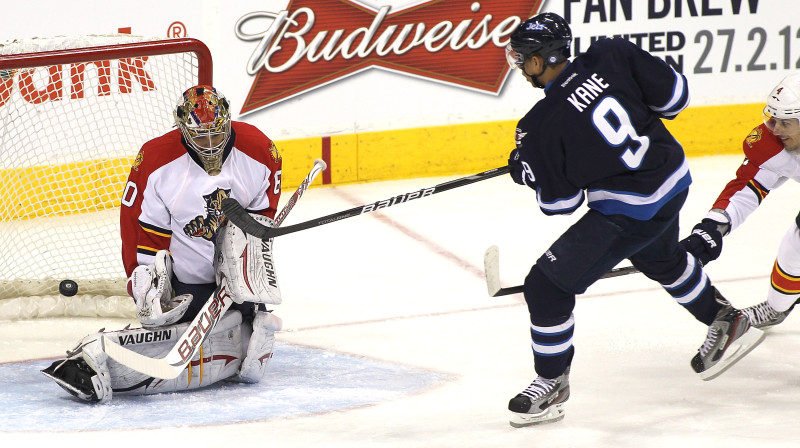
0 37 213 84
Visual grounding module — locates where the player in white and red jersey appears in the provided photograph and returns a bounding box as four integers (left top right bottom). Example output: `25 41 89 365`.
120 88 282 318
682 73 800 329
43 85 284 403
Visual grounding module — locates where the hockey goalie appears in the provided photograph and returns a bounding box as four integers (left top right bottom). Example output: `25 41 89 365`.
42 85 285 403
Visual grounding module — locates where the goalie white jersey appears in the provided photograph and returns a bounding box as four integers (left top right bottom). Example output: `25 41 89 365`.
121 121 282 285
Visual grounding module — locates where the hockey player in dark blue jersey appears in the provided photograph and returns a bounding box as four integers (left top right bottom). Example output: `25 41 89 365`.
503 12 765 428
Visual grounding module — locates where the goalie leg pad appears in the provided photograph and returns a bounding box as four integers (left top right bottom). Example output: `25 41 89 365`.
108 310 244 396
234 310 282 383
43 311 245 402
215 214 281 305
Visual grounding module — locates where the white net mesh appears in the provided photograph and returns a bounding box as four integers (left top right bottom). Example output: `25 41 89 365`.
0 35 209 319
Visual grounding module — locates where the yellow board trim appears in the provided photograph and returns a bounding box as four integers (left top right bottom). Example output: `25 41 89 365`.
0 103 764 221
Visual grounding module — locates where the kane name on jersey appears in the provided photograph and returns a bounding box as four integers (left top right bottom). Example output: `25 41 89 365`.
566 73 609 112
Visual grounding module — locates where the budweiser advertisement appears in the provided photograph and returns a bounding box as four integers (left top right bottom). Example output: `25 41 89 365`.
235 0 545 115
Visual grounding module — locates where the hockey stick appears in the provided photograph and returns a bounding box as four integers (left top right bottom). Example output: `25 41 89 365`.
102 159 328 379
483 245 640 297
272 159 328 226
222 165 511 239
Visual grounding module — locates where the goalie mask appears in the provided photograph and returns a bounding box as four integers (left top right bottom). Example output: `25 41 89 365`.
763 73 800 146
175 85 232 175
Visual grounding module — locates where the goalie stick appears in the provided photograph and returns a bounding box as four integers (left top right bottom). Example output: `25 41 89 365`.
483 245 640 297
102 159 328 379
222 165 511 239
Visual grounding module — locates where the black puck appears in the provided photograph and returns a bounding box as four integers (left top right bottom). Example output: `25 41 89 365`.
59 280 78 297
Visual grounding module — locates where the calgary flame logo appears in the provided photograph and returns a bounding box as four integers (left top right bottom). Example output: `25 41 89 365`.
235 0 544 115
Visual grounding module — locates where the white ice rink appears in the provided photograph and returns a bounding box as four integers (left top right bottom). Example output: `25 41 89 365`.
2 154 799 447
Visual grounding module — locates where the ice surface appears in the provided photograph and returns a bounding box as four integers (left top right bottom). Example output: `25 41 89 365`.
1 155 798 447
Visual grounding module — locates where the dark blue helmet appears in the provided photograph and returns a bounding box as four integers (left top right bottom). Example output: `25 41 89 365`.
507 13 572 67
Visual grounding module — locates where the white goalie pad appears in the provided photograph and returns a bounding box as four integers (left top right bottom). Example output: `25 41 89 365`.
99 310 244 400
129 250 193 327
215 214 281 304
235 310 283 383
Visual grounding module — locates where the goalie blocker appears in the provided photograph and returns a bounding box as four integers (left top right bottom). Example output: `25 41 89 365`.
215 213 282 305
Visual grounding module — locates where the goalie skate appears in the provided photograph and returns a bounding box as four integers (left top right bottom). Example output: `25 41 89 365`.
508 368 570 427
41 334 112 403
691 293 765 381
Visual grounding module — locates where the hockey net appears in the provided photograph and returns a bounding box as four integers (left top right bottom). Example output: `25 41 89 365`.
0 35 212 320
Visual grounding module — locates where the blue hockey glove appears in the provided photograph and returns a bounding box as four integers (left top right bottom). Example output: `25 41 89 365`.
680 220 724 265
508 149 525 185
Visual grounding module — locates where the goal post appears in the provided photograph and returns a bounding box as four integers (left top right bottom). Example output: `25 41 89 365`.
0 35 212 319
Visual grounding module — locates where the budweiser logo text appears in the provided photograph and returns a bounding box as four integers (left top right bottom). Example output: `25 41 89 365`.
234 0 544 114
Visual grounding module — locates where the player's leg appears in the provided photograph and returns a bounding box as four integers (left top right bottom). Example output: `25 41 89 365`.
508 265 574 427
741 222 800 329
510 208 636 427
627 192 763 380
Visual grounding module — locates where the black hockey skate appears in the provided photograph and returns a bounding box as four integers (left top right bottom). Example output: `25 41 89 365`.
691 293 765 381
508 368 570 427
41 335 111 403
41 357 104 403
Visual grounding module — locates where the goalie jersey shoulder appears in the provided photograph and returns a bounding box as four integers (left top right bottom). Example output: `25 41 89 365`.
230 121 282 171
131 129 189 177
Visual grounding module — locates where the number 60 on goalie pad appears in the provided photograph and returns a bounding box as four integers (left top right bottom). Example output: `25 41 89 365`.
215 213 281 305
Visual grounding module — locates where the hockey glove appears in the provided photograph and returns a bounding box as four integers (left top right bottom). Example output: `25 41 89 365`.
509 149 525 185
680 220 725 266
128 250 193 327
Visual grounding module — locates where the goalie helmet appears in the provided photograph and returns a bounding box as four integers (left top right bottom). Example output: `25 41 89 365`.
763 73 800 138
506 13 572 70
175 85 232 175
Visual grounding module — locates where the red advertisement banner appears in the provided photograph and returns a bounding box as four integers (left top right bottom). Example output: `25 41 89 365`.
236 0 544 114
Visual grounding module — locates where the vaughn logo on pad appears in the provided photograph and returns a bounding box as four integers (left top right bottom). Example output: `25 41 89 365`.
235 0 544 114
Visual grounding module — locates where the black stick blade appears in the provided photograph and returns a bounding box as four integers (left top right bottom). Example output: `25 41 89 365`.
222 198 273 239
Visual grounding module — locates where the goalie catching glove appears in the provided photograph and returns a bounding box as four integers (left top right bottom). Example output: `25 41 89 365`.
128 250 192 328
215 213 281 304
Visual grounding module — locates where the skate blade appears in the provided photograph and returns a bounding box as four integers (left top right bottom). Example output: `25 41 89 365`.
41 369 94 402
509 404 565 428
699 327 765 381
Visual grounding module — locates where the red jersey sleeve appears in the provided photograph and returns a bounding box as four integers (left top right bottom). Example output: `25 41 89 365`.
120 130 185 277
230 121 282 219
708 124 786 231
